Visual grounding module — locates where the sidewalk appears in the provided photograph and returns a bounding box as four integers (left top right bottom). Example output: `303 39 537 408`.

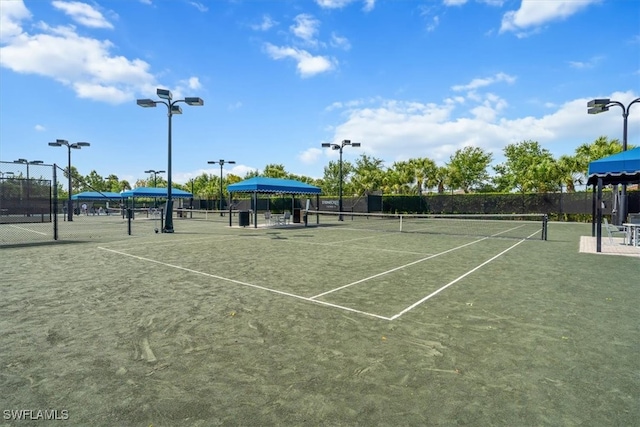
579 236 640 258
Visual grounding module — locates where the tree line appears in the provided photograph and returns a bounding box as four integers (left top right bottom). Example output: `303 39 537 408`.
52 136 628 201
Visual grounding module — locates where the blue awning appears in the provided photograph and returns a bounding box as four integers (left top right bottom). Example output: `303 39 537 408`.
120 187 193 198
71 191 123 200
587 147 640 185
227 177 321 194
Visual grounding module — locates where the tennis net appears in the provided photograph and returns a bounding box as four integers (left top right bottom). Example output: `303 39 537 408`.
306 211 548 240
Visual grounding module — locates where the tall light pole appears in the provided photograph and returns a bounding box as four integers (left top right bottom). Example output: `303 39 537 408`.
137 88 203 233
588 97 640 225
48 139 90 221
144 169 165 188
144 169 165 208
0 171 14 219
14 159 44 216
321 139 361 220
207 159 235 215
13 158 44 181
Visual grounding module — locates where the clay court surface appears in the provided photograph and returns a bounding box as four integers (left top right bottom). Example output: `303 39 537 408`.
1 218 638 426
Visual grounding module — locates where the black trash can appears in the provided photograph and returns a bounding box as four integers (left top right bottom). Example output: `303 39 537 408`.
293 208 301 223
239 210 250 227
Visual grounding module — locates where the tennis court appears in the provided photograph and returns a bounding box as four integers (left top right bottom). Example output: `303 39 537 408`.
0 217 638 425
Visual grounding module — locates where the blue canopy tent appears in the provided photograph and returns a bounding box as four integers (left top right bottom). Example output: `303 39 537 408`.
120 187 193 219
120 187 193 198
587 147 640 252
71 191 123 200
227 177 321 227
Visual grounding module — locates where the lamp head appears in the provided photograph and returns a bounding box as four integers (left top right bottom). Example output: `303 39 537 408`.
76 142 90 147
332 145 340 151
342 139 351 145
56 139 69 145
171 105 183 115
321 143 331 148
31 160 44 165
351 142 361 147
588 106 609 115
587 99 610 108
156 88 172 100
228 161 236 164
48 142 61 147
136 99 157 108
14 159 27 164
185 97 204 106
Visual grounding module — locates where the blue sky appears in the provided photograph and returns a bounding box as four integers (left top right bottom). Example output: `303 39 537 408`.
1 0 639 186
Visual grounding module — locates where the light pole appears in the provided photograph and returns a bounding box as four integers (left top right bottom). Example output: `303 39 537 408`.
144 169 165 208
13 159 43 216
0 171 14 218
321 139 361 220
48 139 90 221
207 159 235 215
588 97 640 225
137 88 203 233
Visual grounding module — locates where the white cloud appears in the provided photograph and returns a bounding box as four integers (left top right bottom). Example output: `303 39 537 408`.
264 43 334 77
451 72 516 92
321 90 639 168
35 124 46 132
0 0 31 41
443 0 468 6
188 2 208 12
251 14 277 31
52 1 114 29
330 32 351 50
299 147 323 164
0 4 159 104
567 56 603 69
290 14 320 45
500 0 601 35
316 0 376 11
227 101 242 111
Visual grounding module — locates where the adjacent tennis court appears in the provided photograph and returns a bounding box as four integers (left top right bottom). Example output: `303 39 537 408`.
0 217 638 426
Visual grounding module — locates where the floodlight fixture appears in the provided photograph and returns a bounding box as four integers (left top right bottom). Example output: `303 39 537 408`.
185 97 204 106
156 88 172 100
321 143 331 148
587 99 610 108
136 99 157 108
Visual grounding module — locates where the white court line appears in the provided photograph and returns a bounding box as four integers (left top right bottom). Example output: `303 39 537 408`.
98 246 392 321
309 237 489 299
388 229 540 320
9 225 48 235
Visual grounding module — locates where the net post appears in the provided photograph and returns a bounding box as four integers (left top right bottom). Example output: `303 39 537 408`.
127 208 132 235
542 214 548 240
399 214 403 232
53 164 59 240
161 208 165 232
